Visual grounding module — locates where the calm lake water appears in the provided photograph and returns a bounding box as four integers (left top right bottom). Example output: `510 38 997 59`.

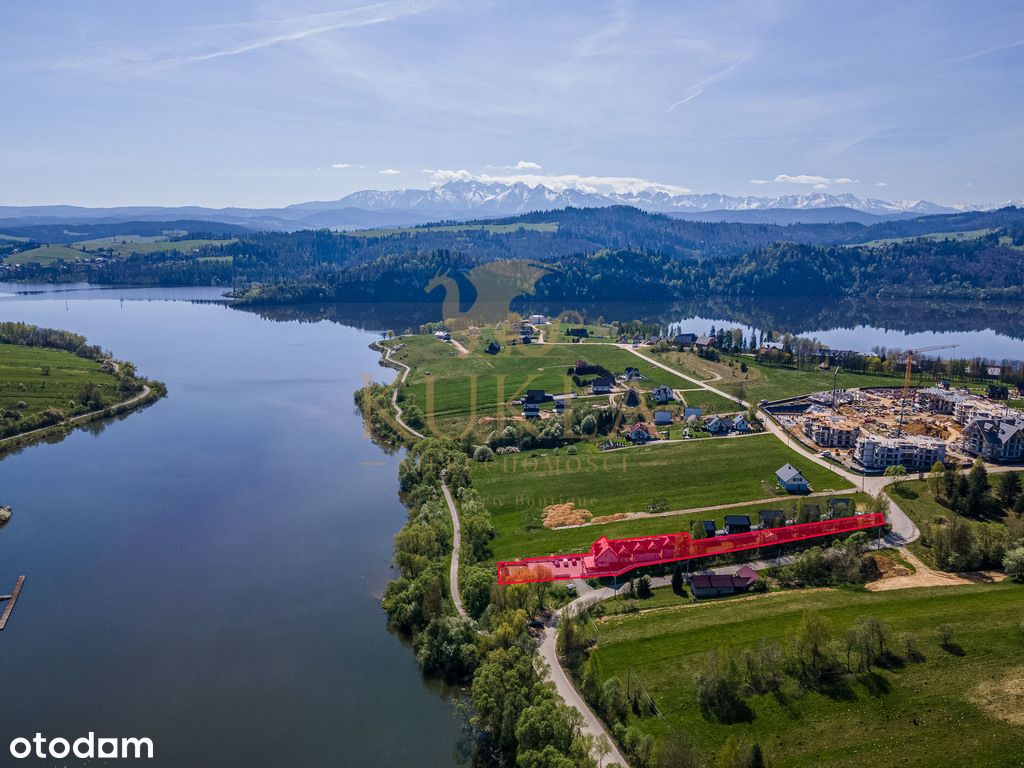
0 285 462 766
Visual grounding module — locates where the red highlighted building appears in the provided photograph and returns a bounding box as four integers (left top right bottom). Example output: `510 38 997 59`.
497 513 886 585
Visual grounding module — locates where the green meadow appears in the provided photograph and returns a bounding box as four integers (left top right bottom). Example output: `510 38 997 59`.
471 436 854 560
588 582 1024 768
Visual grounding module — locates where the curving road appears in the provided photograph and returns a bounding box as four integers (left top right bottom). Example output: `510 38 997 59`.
380 342 426 440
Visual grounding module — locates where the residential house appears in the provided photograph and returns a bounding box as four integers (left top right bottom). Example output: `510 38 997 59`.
591 377 613 395
776 464 810 493
724 515 751 534
554 398 566 414
623 366 641 381
705 415 732 435
827 498 853 518
650 385 674 404
653 410 673 427
701 520 717 538
622 422 659 444
624 388 641 408
695 335 716 350
690 565 758 599
566 328 589 338
731 414 751 433
523 403 540 419
963 417 1024 462
674 333 697 348
759 341 785 357
485 340 501 355
684 406 703 420
759 509 786 529
528 314 547 326
524 389 549 404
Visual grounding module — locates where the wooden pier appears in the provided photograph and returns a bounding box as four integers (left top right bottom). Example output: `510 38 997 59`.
0 576 25 630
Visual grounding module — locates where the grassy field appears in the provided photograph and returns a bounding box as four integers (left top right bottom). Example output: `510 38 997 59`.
346 222 558 238
4 238 233 264
0 344 126 420
75 237 234 255
389 335 724 435
652 349 904 403
860 227 997 247
3 245 85 264
588 582 1024 767
471 436 854 560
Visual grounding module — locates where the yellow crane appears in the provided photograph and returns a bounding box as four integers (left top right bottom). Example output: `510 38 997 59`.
896 344 959 436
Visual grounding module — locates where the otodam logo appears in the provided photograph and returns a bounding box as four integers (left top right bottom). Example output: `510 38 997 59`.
9 733 154 760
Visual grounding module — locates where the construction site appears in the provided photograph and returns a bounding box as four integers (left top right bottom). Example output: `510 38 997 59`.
767 346 1024 471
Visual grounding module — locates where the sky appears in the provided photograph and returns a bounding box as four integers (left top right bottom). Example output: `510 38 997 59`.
1 0 1022 208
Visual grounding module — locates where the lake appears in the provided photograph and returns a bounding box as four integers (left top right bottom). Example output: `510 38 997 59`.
0 285 463 766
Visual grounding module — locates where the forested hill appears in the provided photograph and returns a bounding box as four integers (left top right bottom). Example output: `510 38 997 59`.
5 205 1024 303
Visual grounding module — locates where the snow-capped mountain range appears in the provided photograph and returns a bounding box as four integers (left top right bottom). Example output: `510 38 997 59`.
1 180 1018 231
295 180 961 217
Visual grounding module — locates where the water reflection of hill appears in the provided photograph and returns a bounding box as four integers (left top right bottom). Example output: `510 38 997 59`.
235 296 1024 342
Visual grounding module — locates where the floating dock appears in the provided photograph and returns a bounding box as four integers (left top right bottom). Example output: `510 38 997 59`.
0 575 26 630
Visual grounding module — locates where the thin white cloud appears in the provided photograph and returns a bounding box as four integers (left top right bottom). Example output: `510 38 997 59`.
423 168 690 195
379 168 401 174
666 54 753 113
750 174 857 188
332 163 352 169
514 160 542 170
876 181 888 187
775 174 831 185
157 1 438 69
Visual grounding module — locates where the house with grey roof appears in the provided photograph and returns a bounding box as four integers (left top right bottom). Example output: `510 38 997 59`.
776 464 810 493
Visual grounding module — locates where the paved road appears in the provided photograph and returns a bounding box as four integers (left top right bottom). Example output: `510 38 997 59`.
537 617 628 767
441 482 468 618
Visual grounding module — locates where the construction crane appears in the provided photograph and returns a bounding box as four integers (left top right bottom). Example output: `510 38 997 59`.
896 344 959 436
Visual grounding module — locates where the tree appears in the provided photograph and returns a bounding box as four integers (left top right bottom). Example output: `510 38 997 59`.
671 565 684 595
794 610 832 681
474 445 494 462
936 624 955 650
997 472 1022 508
1003 545 1024 583
514 698 576 756
580 414 597 434
884 464 907 487
966 458 990 516
927 462 946 498
696 650 746 722
636 574 653 599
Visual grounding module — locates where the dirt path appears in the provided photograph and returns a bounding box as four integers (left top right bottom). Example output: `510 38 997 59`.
448 338 470 356
440 482 468 618
0 382 152 449
866 547 1006 591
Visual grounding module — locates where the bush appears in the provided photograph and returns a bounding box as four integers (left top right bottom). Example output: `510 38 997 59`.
473 445 494 462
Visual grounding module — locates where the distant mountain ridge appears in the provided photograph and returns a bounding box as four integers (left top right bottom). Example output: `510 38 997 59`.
1 180 1018 231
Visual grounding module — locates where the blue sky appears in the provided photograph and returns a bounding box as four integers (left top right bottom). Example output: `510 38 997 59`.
2 0 1022 207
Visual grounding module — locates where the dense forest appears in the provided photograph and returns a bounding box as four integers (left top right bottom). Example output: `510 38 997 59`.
4 206 1024 304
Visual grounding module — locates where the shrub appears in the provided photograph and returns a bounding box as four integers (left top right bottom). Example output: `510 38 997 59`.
1003 545 1024 583
473 445 494 462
